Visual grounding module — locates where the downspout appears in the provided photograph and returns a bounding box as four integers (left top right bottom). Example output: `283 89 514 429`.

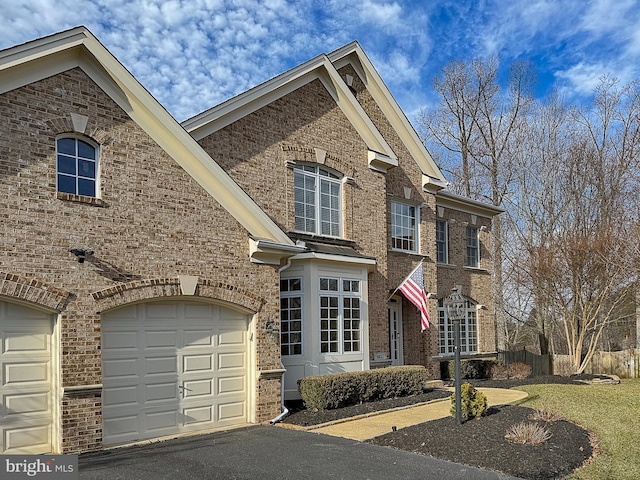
269 363 289 424
270 258 293 424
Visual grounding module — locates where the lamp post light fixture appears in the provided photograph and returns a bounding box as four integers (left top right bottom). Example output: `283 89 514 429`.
444 286 466 425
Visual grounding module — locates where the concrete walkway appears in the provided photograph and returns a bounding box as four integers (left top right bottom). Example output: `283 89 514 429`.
281 387 528 441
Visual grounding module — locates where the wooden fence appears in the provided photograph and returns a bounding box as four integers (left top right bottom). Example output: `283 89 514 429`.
498 350 551 376
500 349 640 378
585 349 639 378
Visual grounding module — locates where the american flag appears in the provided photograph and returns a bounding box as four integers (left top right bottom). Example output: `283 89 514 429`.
399 262 430 331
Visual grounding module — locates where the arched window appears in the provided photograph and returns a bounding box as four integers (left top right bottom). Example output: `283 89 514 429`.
437 297 478 354
56 136 98 197
293 164 341 237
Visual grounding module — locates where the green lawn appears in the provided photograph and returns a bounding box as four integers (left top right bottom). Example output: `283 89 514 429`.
516 379 640 480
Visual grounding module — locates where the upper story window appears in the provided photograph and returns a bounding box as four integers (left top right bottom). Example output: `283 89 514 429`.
391 201 419 252
437 297 478 355
294 165 341 237
280 278 303 356
56 137 98 197
466 226 479 267
436 220 448 263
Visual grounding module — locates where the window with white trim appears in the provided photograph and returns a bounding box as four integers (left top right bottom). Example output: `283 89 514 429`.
466 226 479 267
391 201 419 252
56 136 98 197
320 277 361 354
436 219 448 263
294 165 341 237
280 278 303 356
438 298 478 354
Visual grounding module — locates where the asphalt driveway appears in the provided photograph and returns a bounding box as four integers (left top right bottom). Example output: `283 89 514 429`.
79 425 520 480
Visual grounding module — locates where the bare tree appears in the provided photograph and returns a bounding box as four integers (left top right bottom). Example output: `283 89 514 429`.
420 57 535 351
520 77 640 371
502 91 570 354
418 60 481 196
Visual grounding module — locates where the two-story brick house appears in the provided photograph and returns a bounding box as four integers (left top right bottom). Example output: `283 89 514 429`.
0 27 501 454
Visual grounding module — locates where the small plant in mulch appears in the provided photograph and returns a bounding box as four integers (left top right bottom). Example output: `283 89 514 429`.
505 421 552 445
529 404 564 422
450 383 488 420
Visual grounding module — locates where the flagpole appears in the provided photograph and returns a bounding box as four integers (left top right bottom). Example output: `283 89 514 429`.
387 259 424 301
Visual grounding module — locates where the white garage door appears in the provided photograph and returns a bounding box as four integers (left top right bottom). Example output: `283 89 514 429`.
0 300 54 454
102 301 249 445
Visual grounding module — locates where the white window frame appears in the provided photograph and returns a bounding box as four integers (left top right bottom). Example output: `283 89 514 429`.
436 219 448 264
294 165 342 237
437 299 478 355
391 201 419 253
466 225 479 268
319 276 362 354
56 135 99 197
280 278 303 356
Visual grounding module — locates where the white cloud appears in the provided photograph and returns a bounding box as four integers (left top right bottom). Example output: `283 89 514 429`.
3 0 640 124
555 61 637 98
359 1 403 28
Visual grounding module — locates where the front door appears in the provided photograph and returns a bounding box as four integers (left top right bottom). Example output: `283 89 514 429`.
388 301 403 366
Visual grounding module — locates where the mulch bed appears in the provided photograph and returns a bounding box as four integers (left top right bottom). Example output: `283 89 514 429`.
369 405 593 480
281 375 605 479
283 389 450 427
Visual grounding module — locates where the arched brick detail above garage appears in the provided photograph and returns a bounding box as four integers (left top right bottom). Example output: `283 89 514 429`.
91 277 266 314
0 272 71 311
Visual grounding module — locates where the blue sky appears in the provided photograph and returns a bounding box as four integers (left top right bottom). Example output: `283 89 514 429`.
3 0 640 123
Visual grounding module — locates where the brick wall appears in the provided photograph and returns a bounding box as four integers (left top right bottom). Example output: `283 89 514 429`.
0 68 282 452
197 78 391 362
435 206 497 353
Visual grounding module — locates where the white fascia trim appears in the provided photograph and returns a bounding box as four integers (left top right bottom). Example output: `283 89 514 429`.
290 251 376 271
329 43 446 183
183 55 397 165
249 238 307 265
183 55 328 139
436 191 504 218
80 34 295 245
0 27 294 247
422 174 448 193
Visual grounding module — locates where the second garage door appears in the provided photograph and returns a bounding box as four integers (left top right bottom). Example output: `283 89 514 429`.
0 300 54 454
102 301 249 445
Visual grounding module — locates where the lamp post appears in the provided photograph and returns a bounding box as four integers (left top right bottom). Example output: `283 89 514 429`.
444 286 466 425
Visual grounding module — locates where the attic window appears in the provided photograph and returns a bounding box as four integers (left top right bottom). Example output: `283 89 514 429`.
56 137 98 197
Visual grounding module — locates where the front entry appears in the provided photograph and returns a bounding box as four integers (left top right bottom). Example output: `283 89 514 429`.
388 300 403 366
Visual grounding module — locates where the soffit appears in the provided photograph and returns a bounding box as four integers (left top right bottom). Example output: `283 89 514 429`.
436 191 504 218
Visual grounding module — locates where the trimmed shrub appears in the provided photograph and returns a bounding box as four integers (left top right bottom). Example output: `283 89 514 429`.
490 362 532 380
489 362 509 380
450 383 488 420
298 366 430 410
441 359 497 380
507 362 532 379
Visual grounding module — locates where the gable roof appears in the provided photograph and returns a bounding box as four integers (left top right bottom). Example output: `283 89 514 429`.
0 26 302 264
182 51 399 173
182 40 447 184
328 42 447 186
